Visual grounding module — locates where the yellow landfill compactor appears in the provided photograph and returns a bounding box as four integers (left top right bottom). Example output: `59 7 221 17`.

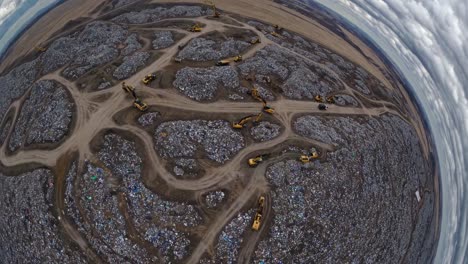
216 55 242 66
252 195 266 231
248 154 268 167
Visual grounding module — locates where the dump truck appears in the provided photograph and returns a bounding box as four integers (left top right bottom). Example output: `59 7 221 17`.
142 73 156 85
216 55 242 66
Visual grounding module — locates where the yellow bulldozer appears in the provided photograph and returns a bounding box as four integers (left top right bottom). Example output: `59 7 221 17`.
216 55 242 66
142 73 156 85
300 150 319 163
248 154 269 167
232 113 262 129
189 23 203 32
252 195 265 231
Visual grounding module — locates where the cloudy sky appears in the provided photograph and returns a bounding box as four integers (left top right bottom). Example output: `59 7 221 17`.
313 0 468 262
0 0 466 261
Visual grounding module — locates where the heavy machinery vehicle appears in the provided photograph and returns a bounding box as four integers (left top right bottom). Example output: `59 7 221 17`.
318 103 328 110
314 95 324 103
252 212 263 231
262 104 275 114
248 87 275 114
35 46 46 52
122 82 148 112
189 23 203 32
250 37 261 44
300 150 319 163
248 154 269 167
252 195 265 231
122 82 135 93
270 32 283 39
142 73 156 85
326 95 335 104
258 196 265 207
273 24 282 30
133 98 148 111
216 55 242 66
232 113 262 129
204 0 220 18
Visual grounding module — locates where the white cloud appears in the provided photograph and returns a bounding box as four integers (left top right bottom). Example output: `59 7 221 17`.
311 0 468 261
0 0 18 26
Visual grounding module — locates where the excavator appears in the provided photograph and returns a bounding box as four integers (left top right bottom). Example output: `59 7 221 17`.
300 150 319 163
122 82 148 111
248 154 269 167
142 73 156 85
216 55 242 66
189 23 203 32
204 0 220 18
232 113 262 129
248 87 275 114
326 95 335 104
252 195 265 231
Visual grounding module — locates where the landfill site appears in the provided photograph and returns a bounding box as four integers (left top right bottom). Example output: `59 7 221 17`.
0 0 438 263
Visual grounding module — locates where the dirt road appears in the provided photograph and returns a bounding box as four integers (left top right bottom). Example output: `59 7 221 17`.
0 4 427 263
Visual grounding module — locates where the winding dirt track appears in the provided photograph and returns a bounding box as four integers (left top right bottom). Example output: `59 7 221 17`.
0 6 427 264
